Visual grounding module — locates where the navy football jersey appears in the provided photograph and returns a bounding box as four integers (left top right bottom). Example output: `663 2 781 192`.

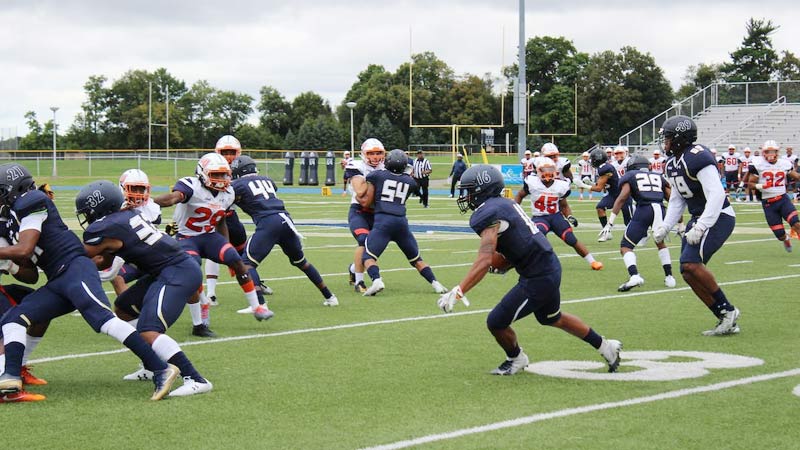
597 162 622 198
231 175 287 221
469 197 559 278
619 169 666 205
366 169 417 216
7 189 85 279
83 209 188 276
664 145 731 216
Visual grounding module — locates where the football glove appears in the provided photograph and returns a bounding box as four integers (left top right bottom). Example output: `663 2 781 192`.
685 224 707 245
754 183 764 190
165 221 178 236
437 285 470 313
653 225 669 244
98 256 126 282
0 259 19 275
488 265 508 275
598 223 613 241
566 215 579 227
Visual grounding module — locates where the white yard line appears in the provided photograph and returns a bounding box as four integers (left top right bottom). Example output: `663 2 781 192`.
361 368 800 450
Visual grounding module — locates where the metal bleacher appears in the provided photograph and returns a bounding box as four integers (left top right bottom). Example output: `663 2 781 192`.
618 80 800 154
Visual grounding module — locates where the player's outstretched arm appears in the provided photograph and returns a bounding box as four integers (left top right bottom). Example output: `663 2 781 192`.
153 190 184 207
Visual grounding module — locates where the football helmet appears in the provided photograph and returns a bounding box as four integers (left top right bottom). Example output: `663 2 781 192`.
343 151 351 158
581 152 590 159
653 149 661 157
589 148 607 169
385 149 408 174
542 143 559 160
457 165 505 214
119 169 150 207
613 145 628 162
533 151 541 158
230 155 258 179
537 159 557 184
215 135 242 164
727 144 736 154
0 163 35 207
762 140 780 163
75 180 125 229
196 153 232 191
524 150 532 157
659 115 697 156
627 155 650 172
743 148 751 155
360 138 386 168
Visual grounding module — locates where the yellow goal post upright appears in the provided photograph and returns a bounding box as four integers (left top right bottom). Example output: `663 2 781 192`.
408 27 507 167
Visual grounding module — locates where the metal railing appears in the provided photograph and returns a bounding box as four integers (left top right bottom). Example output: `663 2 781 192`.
706 96 787 149
618 80 800 149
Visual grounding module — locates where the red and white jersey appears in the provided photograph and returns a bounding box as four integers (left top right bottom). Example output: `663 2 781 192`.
346 158 384 205
340 156 354 168
739 155 753 175
782 154 798 169
611 157 629 177
173 177 235 236
577 159 595 177
750 157 794 199
523 176 570 217
135 198 162 225
551 157 572 180
723 152 741 172
520 157 535 176
649 156 667 174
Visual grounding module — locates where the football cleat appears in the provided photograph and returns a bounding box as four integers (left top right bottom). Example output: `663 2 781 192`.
192 324 217 338
209 295 219 306
664 275 677 288
363 278 385 297
253 305 275 321
431 280 448 294
597 230 612 242
259 282 274 296
0 374 22 394
151 363 180 401
168 376 213 397
354 281 367 294
617 274 644 292
123 365 154 381
702 308 740 336
0 390 46 402
323 295 339 307
783 239 793 253
490 351 529 375
20 365 47 385
590 261 604 271
347 264 356 286
599 338 623 373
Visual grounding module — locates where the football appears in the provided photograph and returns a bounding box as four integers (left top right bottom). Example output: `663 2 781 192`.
490 251 513 272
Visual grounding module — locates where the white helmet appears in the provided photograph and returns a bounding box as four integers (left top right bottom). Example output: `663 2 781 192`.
541 142 559 159
524 150 532 157
360 138 386 168
343 151 351 157
533 151 541 158
215 135 242 164
119 169 150 207
581 151 590 158
762 140 780 163
196 153 232 191
536 158 557 182
653 149 661 156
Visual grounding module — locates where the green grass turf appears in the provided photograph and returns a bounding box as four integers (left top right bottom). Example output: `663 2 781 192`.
5 174 800 449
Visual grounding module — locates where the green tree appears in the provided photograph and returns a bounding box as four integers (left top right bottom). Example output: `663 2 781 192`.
291 116 344 150
373 113 406 150
676 63 723 98
722 18 779 81
234 123 284 150
289 92 332 132
257 86 292 136
776 50 800 80
19 111 52 150
208 90 254 136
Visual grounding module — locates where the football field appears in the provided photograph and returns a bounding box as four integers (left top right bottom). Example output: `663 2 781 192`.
8 187 800 450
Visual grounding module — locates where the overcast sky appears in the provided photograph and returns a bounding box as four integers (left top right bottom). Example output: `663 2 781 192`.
1 0 798 137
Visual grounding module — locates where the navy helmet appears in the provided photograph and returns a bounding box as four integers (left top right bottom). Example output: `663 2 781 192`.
627 155 650 172
231 155 259 179
457 164 504 213
589 148 607 169
75 180 124 229
385 149 408 174
659 115 697 156
0 163 35 207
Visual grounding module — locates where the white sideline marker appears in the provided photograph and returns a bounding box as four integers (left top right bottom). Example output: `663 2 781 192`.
362 368 800 450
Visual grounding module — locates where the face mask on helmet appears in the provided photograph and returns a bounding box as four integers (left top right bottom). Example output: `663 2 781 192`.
197 153 232 191
763 148 779 163
119 169 151 207
457 165 505 214
215 135 242 164
537 162 556 183
659 115 697 157
75 180 124 229
360 138 386 168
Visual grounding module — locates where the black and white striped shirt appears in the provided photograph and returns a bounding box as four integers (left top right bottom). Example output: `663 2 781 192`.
412 158 432 179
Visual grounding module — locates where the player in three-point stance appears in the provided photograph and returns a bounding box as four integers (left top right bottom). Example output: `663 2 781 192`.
0 163 178 401
653 115 741 336
357 149 448 297
78 180 212 397
438 164 622 376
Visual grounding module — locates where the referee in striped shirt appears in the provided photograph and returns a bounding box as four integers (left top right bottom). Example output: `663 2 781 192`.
412 151 432 208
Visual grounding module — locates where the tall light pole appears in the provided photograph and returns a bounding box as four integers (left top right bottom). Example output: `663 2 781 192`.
346 101 357 153
517 0 527 157
50 106 59 177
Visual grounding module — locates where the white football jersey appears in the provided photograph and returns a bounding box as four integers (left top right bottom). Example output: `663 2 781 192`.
739 155 752 175
750 157 795 199
135 198 162 225
782 154 798 168
577 159 594 177
173 177 235 236
649 156 667 174
611 157 629 177
346 158 384 205
723 152 741 172
524 175 570 217
520 157 535 175
552 157 572 180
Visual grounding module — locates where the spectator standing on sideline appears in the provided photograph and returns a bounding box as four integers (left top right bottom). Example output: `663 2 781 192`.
449 154 467 198
412 150 432 208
